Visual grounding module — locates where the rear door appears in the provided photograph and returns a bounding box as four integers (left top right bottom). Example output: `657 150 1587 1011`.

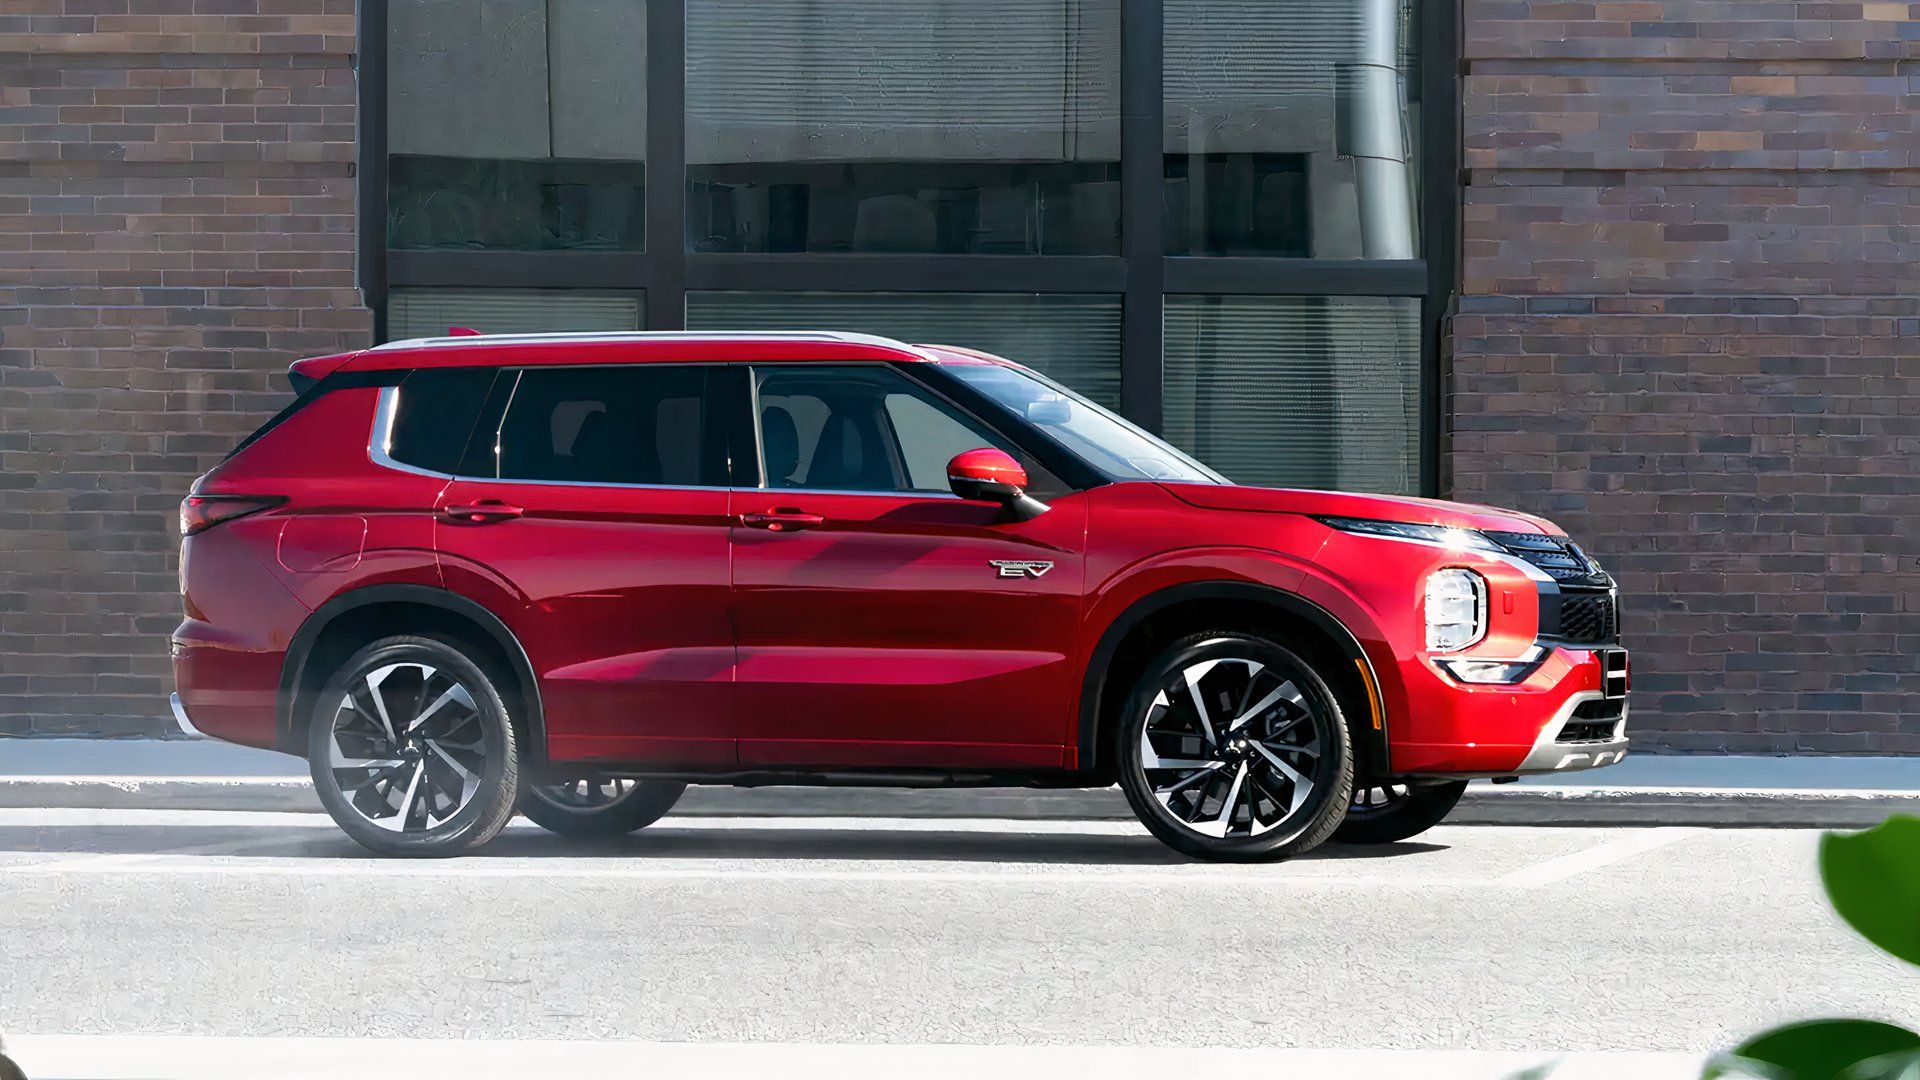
728 363 1087 770
433 363 735 767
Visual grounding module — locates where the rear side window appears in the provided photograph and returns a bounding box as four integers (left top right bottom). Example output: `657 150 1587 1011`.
491 365 710 486
387 368 497 474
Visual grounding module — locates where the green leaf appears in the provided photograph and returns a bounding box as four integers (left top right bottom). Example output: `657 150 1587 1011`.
1842 1050 1920 1080
1503 1064 1560 1080
1821 815 1920 966
1704 1020 1920 1080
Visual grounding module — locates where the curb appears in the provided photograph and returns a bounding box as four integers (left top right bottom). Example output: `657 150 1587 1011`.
2 776 1915 828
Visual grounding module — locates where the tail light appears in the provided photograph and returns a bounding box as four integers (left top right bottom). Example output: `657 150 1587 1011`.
179 495 283 536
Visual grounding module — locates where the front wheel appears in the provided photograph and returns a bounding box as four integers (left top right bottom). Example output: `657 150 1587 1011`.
307 634 521 857
521 778 686 839
1116 631 1354 862
1334 780 1469 845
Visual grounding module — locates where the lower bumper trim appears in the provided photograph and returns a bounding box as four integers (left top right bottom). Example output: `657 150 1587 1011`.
169 692 206 740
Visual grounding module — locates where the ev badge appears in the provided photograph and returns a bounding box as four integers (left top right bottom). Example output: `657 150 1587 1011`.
989 560 1055 579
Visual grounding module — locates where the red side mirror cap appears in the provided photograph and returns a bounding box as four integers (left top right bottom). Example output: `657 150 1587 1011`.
947 448 1028 493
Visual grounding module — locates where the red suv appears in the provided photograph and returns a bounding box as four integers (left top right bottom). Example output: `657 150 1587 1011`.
172 332 1627 860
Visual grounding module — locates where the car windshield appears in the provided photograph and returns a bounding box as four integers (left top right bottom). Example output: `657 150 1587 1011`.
946 363 1226 485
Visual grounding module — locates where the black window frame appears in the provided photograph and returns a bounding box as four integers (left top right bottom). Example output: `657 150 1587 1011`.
361 0 1460 497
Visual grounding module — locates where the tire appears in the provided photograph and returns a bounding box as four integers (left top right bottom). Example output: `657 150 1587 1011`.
1334 780 1469 845
1115 631 1354 862
307 634 521 857
520 778 687 839
0 1053 23 1080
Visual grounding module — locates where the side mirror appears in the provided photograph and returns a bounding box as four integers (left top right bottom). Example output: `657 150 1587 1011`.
947 448 1049 521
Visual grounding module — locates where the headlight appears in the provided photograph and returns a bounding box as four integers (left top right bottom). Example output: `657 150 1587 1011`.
1425 568 1487 652
1436 648 1545 684
1316 515 1504 554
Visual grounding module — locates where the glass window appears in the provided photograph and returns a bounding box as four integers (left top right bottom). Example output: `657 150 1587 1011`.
388 368 497 474
945 363 1223 485
492 366 708 486
686 0 1121 254
1165 0 1421 258
387 0 646 251
686 292 1123 411
387 290 642 341
1162 295 1421 493
754 366 1015 494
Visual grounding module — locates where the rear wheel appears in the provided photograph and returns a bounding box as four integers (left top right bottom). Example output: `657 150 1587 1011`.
1334 780 1469 844
1115 631 1353 862
307 634 520 857
521 777 686 839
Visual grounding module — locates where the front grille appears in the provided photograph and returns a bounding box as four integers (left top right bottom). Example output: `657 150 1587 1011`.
1559 592 1617 644
1558 698 1626 743
1484 530 1612 588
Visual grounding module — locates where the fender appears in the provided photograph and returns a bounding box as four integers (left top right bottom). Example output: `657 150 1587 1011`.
1075 578 1391 778
277 583 546 765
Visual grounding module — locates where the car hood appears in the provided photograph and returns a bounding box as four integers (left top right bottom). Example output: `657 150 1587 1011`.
1157 484 1561 536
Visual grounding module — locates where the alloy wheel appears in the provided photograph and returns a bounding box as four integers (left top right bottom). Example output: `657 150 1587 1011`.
528 777 638 814
326 662 491 833
1137 655 1328 839
1349 782 1412 817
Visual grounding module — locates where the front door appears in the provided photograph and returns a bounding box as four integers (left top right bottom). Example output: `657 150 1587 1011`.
433 363 735 767
729 363 1086 770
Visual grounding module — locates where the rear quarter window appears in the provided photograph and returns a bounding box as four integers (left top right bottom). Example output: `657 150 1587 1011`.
387 367 498 474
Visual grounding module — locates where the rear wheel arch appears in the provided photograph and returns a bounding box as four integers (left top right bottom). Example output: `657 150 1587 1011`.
280 584 545 766
1077 581 1389 781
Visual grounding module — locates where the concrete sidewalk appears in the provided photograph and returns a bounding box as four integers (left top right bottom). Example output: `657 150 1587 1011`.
2 736 1917 826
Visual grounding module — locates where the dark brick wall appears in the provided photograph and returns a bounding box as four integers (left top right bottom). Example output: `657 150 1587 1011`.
0 1 370 737
1453 0 1920 752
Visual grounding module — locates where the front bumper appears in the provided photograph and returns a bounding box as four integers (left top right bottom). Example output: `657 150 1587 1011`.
1388 644 1630 778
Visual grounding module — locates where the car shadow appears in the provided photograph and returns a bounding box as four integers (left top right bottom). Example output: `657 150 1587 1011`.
0 822 1447 866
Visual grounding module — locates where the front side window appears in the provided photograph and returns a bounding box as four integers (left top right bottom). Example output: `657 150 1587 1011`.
491 366 709 486
753 365 1020 494
945 363 1225 484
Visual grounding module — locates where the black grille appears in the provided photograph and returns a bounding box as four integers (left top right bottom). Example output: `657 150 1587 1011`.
1558 698 1625 743
1484 530 1611 588
1558 593 1617 644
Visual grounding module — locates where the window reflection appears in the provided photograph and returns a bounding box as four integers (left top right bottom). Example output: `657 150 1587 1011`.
686 0 1122 255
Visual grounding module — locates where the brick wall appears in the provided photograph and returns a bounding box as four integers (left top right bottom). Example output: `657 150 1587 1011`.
0 1 370 737
1453 0 1920 752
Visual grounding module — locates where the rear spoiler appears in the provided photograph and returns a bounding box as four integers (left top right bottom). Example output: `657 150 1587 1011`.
287 352 360 395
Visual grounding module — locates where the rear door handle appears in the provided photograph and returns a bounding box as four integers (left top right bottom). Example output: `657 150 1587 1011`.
441 500 524 523
739 510 825 532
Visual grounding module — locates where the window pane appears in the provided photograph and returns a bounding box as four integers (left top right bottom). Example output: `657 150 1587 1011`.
388 0 646 251
1163 296 1421 493
390 368 497 474
687 0 1121 254
1165 0 1421 258
495 367 707 486
686 292 1123 411
387 289 642 341
755 366 1012 494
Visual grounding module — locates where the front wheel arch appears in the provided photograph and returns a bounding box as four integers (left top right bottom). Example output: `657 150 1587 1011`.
279 584 546 767
1077 581 1388 781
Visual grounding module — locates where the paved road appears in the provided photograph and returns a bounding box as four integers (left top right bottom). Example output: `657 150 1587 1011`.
0 809 1913 1079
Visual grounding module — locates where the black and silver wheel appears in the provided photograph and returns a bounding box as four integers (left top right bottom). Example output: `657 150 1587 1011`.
1334 780 1468 845
307 634 520 857
1116 631 1353 862
521 777 686 839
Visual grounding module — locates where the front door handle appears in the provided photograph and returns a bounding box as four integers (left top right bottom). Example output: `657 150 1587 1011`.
739 510 825 532
441 500 524 524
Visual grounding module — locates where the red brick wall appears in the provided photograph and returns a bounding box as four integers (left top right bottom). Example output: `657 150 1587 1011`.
0 1 370 736
1453 0 1920 752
